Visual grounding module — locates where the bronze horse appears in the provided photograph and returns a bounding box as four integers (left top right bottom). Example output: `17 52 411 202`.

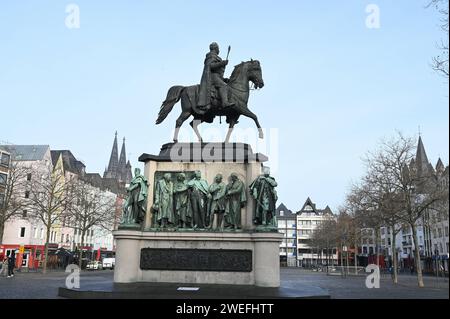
156 60 265 143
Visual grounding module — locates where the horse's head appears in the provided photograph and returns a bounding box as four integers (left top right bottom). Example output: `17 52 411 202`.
246 59 264 89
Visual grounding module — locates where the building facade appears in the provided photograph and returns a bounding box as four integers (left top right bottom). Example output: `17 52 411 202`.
0 148 10 213
276 203 297 266
0 145 53 269
276 198 338 267
0 144 123 269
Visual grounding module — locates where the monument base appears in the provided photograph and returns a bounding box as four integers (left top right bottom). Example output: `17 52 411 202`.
113 229 283 287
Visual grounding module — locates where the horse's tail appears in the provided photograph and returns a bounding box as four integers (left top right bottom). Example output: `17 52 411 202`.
156 85 185 124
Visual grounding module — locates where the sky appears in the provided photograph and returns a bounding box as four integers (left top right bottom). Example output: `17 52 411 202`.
0 1 448 213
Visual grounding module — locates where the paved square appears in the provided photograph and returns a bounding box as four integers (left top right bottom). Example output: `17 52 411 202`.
0 268 447 299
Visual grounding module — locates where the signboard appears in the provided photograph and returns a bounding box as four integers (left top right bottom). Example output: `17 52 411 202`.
19 246 24 254
140 248 253 272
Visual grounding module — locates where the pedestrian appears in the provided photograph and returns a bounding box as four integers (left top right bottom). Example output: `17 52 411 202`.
0 256 8 277
410 265 414 275
8 251 16 277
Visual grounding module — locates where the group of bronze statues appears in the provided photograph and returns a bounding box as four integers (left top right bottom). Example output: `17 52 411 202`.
121 168 278 231
153 171 246 230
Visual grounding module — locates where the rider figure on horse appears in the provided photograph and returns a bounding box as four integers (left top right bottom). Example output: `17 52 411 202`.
197 42 235 112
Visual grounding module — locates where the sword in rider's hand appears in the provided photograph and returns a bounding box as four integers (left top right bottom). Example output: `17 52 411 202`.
226 45 231 61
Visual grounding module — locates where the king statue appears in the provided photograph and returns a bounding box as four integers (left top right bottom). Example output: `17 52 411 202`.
197 42 235 112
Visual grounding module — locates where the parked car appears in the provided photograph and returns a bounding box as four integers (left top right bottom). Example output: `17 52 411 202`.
102 257 115 270
86 260 103 270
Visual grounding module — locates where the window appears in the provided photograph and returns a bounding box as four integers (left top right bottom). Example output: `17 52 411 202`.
22 210 27 218
19 227 26 238
280 210 284 217
0 173 7 186
60 233 64 243
25 191 30 199
445 227 449 237
40 228 44 239
0 193 4 207
438 228 442 238
27 173 32 181
0 153 10 167
34 227 38 239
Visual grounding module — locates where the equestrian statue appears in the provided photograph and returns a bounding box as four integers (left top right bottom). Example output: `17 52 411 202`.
155 42 265 143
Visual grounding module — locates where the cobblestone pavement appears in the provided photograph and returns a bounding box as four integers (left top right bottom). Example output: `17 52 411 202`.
0 268 448 299
0 269 114 299
281 268 449 299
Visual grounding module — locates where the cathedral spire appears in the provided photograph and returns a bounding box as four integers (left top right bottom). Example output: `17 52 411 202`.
415 136 430 177
104 131 119 179
118 137 127 182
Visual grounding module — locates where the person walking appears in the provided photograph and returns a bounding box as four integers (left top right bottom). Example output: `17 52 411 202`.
8 251 16 277
0 256 8 277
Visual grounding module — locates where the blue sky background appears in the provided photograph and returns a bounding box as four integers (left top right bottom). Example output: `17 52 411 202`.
0 1 448 212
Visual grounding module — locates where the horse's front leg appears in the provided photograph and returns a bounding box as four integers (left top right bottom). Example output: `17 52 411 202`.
174 111 191 142
190 119 203 143
225 120 236 143
239 108 264 139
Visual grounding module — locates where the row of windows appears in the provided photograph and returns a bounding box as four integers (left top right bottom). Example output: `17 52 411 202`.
0 173 7 186
0 192 4 208
433 227 449 239
0 152 10 168
298 220 322 226
298 229 314 236
20 226 97 242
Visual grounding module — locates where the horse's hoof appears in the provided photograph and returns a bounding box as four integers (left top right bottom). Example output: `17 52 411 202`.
173 139 178 143
258 130 264 139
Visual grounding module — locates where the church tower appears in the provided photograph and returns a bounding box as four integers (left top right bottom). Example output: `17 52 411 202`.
104 132 132 184
104 131 119 179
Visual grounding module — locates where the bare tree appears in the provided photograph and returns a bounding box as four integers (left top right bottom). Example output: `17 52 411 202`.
348 179 405 283
28 165 72 274
0 162 31 244
311 216 337 271
359 132 448 287
427 0 449 78
66 180 117 270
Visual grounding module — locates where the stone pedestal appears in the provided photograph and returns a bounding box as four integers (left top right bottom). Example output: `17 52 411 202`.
113 230 282 287
114 143 282 287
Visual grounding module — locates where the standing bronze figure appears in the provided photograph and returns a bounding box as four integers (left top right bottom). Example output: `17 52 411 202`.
121 168 148 226
224 173 247 229
249 168 278 228
187 171 210 229
153 173 175 228
208 173 227 230
156 42 265 143
173 173 192 228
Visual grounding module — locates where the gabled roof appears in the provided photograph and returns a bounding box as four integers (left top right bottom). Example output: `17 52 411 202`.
276 203 295 218
322 205 333 215
0 145 50 161
297 197 318 215
436 158 445 172
51 150 85 175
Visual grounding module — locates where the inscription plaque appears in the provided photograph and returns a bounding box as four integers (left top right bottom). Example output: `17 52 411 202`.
140 248 252 272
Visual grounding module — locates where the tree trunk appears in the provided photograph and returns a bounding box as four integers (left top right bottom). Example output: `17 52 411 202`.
43 227 51 274
375 228 380 268
354 243 358 275
411 223 425 287
78 231 85 270
0 221 5 245
392 228 398 284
